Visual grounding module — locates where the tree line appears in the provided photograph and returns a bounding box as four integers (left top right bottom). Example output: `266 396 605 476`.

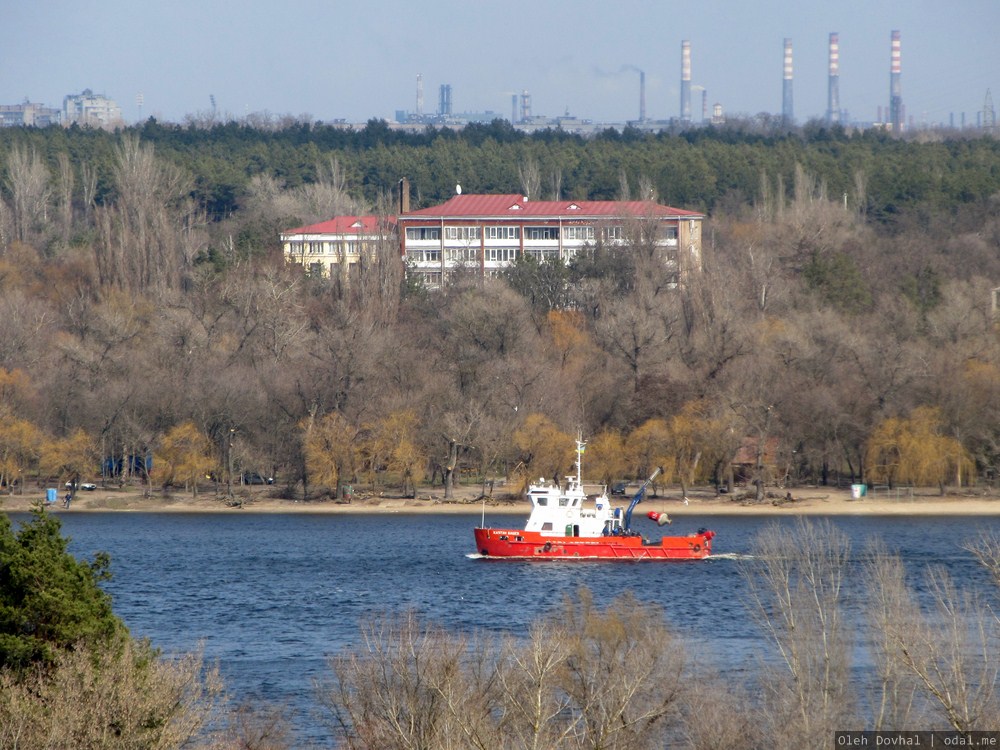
0 124 999 499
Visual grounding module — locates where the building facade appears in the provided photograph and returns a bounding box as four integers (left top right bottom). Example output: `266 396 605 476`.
397 193 703 288
0 102 61 127
281 215 395 282
62 89 122 128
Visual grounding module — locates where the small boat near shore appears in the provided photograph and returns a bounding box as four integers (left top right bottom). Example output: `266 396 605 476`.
473 441 715 561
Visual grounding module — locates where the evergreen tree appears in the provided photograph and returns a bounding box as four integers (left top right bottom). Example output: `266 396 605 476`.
0 505 124 671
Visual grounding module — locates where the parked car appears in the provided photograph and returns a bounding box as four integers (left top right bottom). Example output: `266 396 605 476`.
241 472 274 485
65 481 97 491
611 481 628 496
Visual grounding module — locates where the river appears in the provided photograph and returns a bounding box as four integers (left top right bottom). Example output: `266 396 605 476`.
28 512 1000 744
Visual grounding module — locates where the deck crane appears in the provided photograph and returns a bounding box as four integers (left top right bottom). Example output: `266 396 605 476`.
622 467 662 533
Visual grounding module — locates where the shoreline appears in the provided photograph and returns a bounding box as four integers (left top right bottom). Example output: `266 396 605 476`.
3 486 1000 517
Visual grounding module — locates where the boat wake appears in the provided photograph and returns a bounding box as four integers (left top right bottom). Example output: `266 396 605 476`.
707 552 755 561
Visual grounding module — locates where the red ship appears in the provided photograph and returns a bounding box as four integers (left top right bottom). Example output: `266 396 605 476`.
473 441 715 561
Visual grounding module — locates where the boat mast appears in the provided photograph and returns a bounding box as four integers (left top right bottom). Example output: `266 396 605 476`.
574 438 585 486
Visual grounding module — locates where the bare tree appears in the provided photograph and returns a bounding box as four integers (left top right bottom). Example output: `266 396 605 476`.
741 518 854 749
4 143 52 246
865 549 1000 731
323 590 687 750
519 157 541 201
94 134 194 292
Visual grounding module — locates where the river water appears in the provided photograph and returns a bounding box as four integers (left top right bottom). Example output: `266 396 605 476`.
26 511 1000 744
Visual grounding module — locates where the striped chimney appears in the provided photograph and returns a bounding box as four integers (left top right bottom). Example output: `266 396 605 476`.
681 40 692 122
889 30 903 132
782 38 794 125
827 32 840 123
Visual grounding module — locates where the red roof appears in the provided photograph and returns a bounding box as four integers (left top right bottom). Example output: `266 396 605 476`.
282 215 394 235
400 194 702 220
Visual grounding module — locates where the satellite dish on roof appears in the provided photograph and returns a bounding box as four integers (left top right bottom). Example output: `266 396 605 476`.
456 184 462 194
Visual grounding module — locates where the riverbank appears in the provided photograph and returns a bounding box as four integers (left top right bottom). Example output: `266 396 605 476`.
2 484 999 516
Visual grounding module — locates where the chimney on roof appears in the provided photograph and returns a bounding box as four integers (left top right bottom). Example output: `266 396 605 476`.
398 178 410 214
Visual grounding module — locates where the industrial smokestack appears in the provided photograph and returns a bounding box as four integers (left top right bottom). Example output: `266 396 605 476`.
782 38 794 125
889 30 903 132
398 178 410 214
702 89 708 123
681 41 692 123
827 32 840 124
520 90 532 122
511 94 518 124
639 70 646 122
416 74 424 117
439 84 452 116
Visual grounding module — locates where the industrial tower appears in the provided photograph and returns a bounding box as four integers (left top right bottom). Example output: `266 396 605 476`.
827 33 840 124
782 38 794 125
889 30 903 132
681 41 692 123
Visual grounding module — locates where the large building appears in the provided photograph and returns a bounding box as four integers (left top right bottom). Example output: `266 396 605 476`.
397 192 704 287
0 101 61 127
281 215 395 282
282 191 705 289
62 89 122 128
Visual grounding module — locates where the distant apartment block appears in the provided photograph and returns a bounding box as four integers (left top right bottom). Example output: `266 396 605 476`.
0 101 61 127
281 216 396 281
397 193 704 288
282 192 704 289
62 89 122 128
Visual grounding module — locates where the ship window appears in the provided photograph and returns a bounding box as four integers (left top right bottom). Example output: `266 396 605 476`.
535 496 547 506
558 497 568 507
541 522 553 531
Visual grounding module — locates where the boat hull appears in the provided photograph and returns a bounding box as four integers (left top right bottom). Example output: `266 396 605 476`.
473 527 712 560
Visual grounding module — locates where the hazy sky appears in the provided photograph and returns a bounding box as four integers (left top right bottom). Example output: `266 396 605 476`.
4 0 997 127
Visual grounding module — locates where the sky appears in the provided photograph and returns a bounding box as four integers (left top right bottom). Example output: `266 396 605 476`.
4 0 998 128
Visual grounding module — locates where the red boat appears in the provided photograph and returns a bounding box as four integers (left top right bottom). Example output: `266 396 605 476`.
473 442 715 561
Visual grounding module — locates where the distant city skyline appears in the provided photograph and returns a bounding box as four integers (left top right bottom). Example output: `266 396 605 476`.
4 0 997 128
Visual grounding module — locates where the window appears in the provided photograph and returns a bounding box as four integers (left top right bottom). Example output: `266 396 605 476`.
662 226 678 240
447 246 479 262
563 225 595 241
541 522 553 531
485 247 517 262
308 262 324 277
558 497 568 507
444 226 481 240
406 248 440 263
525 226 559 240
524 247 559 262
405 227 441 240
485 225 520 240
604 226 624 240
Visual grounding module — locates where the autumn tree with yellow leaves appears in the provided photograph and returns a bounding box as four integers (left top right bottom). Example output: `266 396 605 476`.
865 407 972 492
305 411 362 500
0 419 42 494
584 429 627 488
365 410 426 497
512 414 574 492
39 429 98 493
625 419 671 483
154 422 215 497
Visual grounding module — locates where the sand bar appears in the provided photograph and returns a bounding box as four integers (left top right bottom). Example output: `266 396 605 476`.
3 485 999 517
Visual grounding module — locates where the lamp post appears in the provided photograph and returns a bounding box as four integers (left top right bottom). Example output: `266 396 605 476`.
227 428 235 499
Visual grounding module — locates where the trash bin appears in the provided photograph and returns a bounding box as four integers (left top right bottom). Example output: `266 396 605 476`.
46 488 57 504
850 484 867 499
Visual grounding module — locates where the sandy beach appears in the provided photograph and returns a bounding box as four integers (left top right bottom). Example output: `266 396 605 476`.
3 483 1000 517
